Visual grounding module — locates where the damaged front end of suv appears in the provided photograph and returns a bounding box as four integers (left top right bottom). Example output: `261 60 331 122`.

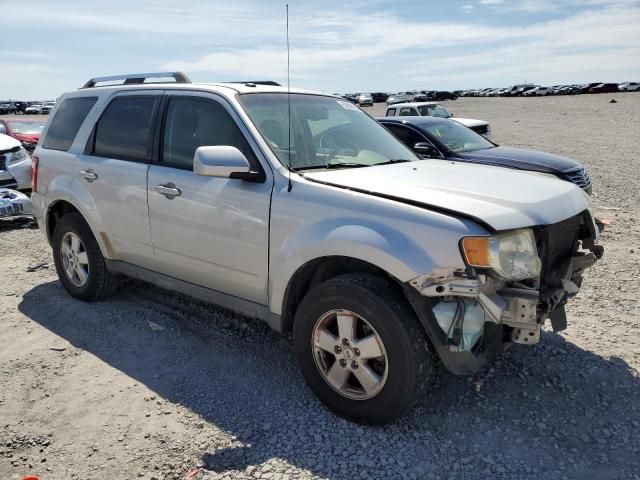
405 209 603 375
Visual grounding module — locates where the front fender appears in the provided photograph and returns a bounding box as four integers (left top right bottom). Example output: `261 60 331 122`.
269 217 458 315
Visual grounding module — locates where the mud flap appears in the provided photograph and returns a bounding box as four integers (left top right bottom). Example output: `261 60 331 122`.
549 305 567 332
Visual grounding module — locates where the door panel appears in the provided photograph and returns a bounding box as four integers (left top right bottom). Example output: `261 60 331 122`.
147 166 270 303
72 91 160 270
147 93 271 304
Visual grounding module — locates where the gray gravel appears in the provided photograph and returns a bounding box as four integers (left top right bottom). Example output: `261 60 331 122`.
1 94 639 480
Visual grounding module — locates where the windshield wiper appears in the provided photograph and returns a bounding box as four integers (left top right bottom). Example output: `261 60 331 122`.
373 159 412 165
293 159 412 172
292 162 370 171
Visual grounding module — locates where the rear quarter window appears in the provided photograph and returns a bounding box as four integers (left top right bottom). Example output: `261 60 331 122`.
386 108 396 116
42 97 97 151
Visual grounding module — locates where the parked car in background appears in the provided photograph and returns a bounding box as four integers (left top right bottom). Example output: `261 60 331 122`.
432 91 457 101
385 102 491 138
588 83 619 94
503 84 535 96
0 133 32 190
357 93 374 107
523 86 552 96
386 93 409 105
378 116 592 195
371 92 389 102
618 82 639 92
0 118 46 153
31 71 602 425
40 101 57 114
0 103 17 115
579 83 602 94
24 104 43 114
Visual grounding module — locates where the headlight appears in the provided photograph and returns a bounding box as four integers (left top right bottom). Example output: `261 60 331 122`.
461 228 541 280
9 147 29 165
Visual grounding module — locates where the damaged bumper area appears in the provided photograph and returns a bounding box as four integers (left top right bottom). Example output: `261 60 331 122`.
0 188 33 219
405 210 603 375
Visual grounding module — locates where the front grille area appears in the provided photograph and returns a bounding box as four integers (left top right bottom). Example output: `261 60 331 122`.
563 167 591 191
535 213 583 283
471 125 488 135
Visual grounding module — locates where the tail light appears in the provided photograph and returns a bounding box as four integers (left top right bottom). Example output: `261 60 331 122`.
31 156 39 192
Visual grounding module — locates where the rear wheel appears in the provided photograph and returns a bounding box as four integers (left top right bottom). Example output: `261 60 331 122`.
52 213 119 301
293 273 433 424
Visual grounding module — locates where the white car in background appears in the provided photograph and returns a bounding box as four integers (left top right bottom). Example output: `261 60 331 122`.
357 93 373 107
0 133 32 190
523 86 552 96
40 102 57 114
618 82 639 92
384 102 491 138
25 104 43 114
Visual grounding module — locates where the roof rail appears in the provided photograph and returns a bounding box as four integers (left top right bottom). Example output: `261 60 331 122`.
226 81 282 87
82 72 191 89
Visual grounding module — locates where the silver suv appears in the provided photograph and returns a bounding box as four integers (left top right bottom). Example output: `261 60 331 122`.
32 72 603 424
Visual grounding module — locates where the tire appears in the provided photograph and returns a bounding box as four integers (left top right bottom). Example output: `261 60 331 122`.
293 273 433 425
52 213 119 301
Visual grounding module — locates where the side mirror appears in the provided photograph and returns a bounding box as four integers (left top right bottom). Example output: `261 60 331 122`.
193 146 251 179
413 142 440 158
449 113 455 117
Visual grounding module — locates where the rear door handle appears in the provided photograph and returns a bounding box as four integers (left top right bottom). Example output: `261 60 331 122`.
79 169 98 182
155 183 181 199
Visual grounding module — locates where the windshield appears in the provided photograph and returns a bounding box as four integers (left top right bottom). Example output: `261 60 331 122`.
422 120 495 153
238 93 418 170
417 104 451 118
7 121 45 135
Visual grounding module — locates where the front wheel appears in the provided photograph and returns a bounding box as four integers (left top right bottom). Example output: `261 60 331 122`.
293 274 433 424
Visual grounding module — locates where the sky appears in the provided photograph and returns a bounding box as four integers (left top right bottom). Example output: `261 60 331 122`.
1 0 639 99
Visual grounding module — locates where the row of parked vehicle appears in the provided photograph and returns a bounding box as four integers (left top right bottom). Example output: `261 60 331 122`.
338 90 459 107
4 72 603 425
461 81 639 97
0 100 57 115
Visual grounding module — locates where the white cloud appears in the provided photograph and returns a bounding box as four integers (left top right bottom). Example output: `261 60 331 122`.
462 4 475 12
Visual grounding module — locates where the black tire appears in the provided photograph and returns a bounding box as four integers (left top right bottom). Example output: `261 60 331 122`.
293 273 433 425
52 213 119 301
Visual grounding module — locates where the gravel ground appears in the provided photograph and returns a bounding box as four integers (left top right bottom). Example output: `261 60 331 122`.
1 94 639 480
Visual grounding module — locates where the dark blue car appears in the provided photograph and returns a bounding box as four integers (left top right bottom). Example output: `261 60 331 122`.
378 116 592 195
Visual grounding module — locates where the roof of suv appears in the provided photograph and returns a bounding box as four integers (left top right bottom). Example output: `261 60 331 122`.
73 79 323 97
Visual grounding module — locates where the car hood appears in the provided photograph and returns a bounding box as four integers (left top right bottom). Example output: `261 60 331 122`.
456 146 580 173
452 117 488 128
0 133 21 152
303 160 589 231
12 133 40 144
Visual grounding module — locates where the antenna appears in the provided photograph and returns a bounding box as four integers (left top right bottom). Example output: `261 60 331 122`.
286 4 293 192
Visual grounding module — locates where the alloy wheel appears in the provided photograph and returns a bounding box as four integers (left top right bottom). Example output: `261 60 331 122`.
60 232 89 287
311 309 388 400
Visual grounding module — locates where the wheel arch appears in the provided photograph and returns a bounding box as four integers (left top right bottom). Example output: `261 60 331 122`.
46 199 111 258
279 256 407 335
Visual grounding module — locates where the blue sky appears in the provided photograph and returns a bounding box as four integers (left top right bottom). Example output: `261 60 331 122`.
1 0 639 99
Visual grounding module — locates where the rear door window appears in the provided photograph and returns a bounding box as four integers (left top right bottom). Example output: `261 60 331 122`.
42 97 97 151
93 96 156 161
399 108 411 116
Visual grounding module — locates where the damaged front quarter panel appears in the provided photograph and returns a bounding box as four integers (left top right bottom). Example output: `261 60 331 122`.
407 211 603 375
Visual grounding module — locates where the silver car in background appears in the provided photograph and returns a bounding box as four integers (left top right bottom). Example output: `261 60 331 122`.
0 133 32 190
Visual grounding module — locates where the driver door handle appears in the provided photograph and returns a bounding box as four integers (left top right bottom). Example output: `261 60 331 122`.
79 169 98 182
155 183 181 199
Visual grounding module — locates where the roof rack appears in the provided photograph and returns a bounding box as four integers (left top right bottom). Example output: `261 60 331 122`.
226 81 282 87
82 72 191 89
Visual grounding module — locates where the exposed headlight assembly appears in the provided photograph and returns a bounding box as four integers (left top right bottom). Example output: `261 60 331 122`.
461 228 541 280
9 147 29 165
